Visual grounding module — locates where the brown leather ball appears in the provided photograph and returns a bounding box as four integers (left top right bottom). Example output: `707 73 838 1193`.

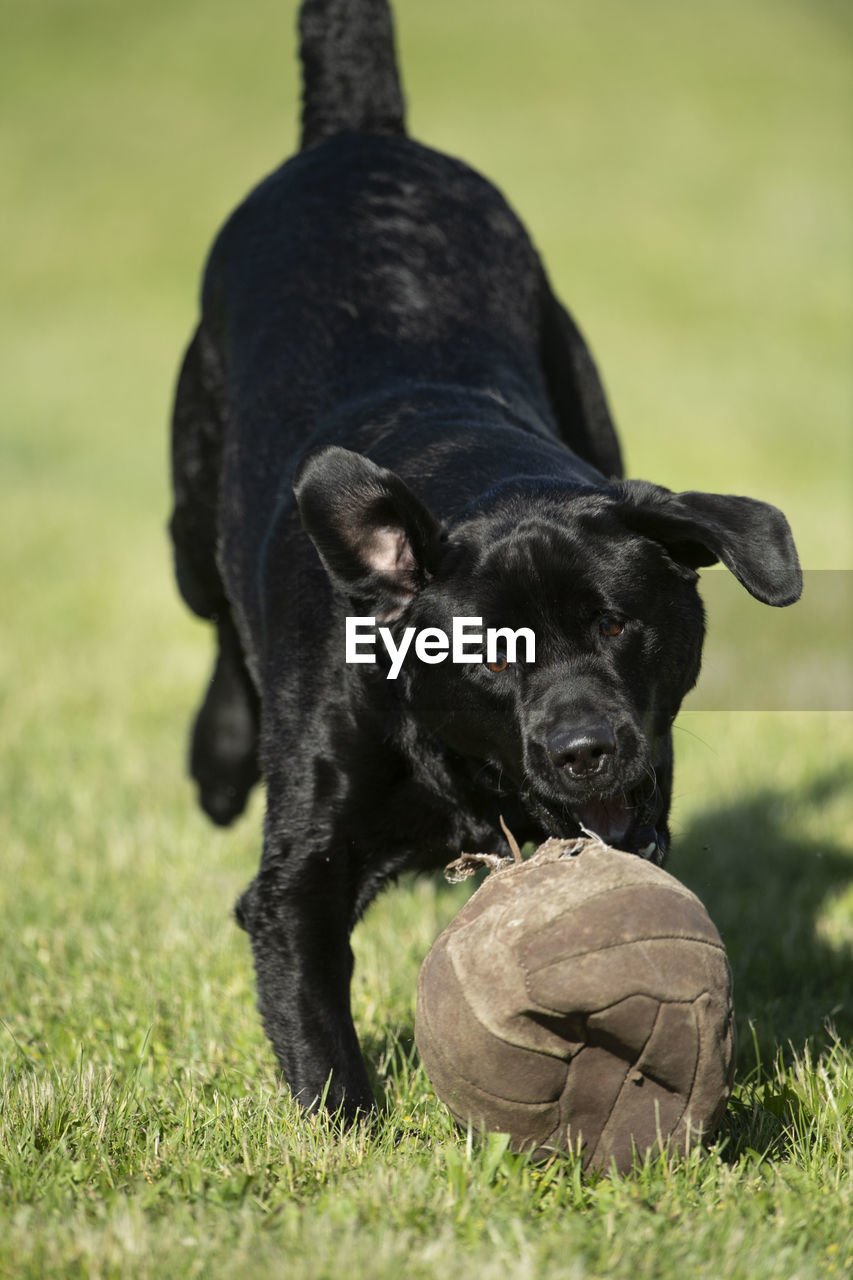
415 836 735 1173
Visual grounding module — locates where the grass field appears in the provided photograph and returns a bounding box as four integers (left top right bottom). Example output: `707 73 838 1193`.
1 0 851 1276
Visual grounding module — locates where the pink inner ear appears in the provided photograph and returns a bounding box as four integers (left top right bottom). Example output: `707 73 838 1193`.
364 524 417 624
365 524 416 578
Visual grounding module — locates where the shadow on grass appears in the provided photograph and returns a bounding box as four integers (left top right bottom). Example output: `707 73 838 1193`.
673 763 852 1066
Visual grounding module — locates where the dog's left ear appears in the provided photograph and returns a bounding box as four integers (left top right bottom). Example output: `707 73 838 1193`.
294 446 444 617
617 480 802 606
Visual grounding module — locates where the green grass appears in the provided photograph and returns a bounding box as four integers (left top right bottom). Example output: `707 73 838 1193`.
1 0 851 1275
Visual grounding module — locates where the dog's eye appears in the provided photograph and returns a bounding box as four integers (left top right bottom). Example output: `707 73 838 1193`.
599 616 625 638
487 652 509 673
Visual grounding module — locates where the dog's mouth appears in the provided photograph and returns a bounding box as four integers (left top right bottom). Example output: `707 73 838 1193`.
461 757 666 863
529 785 665 864
570 794 662 862
573 794 633 845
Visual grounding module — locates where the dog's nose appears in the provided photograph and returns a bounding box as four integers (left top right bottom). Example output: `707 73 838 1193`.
547 723 616 776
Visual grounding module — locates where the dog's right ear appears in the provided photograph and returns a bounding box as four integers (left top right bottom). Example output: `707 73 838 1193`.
294 446 444 618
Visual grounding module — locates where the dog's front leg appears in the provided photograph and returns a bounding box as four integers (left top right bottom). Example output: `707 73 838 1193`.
235 847 375 1122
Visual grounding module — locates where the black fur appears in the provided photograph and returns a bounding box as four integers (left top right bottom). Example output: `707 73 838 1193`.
169 0 801 1118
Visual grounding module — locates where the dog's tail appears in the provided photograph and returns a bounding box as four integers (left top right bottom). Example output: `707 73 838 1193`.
298 0 407 150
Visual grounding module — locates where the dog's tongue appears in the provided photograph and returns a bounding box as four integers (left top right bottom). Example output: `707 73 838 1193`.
574 796 632 845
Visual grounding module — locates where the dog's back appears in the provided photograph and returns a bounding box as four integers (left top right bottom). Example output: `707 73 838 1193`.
199 0 619 642
204 6 562 471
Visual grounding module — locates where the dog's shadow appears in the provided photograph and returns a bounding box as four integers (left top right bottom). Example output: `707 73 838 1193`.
673 763 852 1065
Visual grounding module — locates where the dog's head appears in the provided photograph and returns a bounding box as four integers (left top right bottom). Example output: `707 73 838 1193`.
295 447 801 861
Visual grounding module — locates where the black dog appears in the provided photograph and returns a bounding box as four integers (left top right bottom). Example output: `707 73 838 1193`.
169 0 801 1119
